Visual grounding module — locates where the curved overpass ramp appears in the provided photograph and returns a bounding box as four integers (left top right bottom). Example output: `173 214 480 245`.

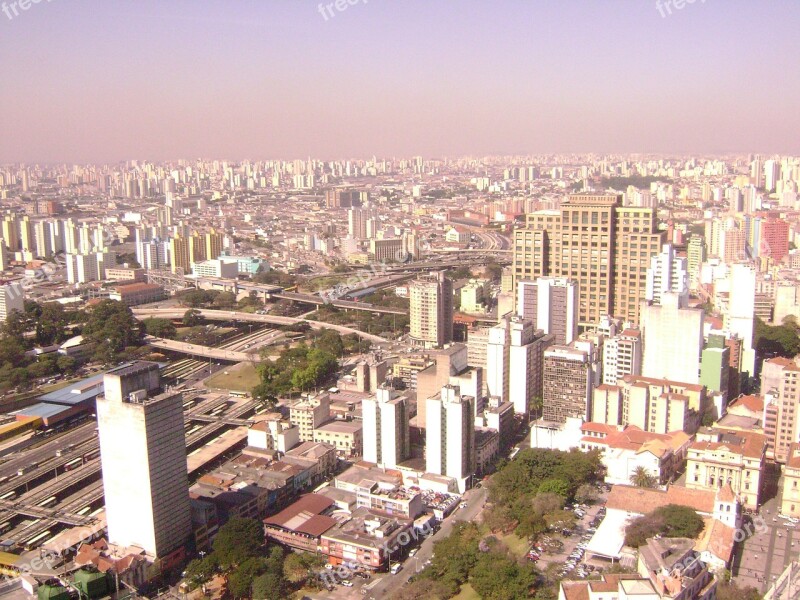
144 335 252 361
132 308 388 344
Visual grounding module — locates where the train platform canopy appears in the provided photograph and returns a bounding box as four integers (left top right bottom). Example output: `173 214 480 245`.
11 403 83 427
37 373 107 407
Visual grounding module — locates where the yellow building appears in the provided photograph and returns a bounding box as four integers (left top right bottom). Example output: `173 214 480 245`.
781 444 800 517
169 235 191 274
685 427 766 510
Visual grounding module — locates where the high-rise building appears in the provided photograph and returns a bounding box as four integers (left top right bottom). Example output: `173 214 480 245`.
325 188 366 209
512 193 663 328
765 159 780 192
362 387 410 469
425 385 475 492
602 327 642 385
641 292 704 384
97 363 191 558
486 315 552 417
136 239 170 271
0 283 24 322
19 216 34 255
687 235 705 292
169 235 191 274
645 244 688 306
542 345 594 423
348 207 372 240
1 215 19 251
409 271 453 348
516 277 578 345
725 264 756 378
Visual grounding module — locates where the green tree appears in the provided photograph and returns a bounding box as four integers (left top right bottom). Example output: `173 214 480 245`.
227 557 268 598
538 478 570 498
630 466 658 488
716 581 762 600
624 504 704 547
56 354 78 373
82 300 143 363
143 318 177 339
574 483 598 504
36 302 68 345
212 518 264 568
184 555 219 588
183 309 203 327
251 572 288 600
470 552 537 600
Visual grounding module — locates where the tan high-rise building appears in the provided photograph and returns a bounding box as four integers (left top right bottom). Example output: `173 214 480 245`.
1 215 20 251
204 229 224 261
409 271 453 349
511 193 664 328
169 235 191 274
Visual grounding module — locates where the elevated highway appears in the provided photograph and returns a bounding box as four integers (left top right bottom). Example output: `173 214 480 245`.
144 336 252 362
132 308 388 343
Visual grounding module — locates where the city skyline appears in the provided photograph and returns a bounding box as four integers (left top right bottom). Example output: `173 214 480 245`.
0 1 799 163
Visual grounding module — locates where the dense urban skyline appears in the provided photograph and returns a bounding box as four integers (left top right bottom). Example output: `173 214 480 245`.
1 1 799 163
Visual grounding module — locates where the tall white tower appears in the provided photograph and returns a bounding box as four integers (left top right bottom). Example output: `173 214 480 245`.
362 386 410 469
97 363 191 558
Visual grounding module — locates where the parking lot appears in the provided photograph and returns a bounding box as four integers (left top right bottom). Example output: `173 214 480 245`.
528 487 610 579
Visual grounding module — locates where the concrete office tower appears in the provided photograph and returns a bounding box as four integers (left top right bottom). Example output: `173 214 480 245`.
725 264 756 378
641 292 704 384
517 277 578 345
425 385 475 492
542 345 593 423
0 283 24 322
512 193 663 327
645 244 688 306
409 271 453 349
719 221 746 264
602 327 642 385
362 386 410 469
687 235 705 292
97 363 191 558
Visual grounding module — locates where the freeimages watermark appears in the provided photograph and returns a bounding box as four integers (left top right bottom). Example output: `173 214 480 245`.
2 0 55 22
317 0 368 22
655 0 707 18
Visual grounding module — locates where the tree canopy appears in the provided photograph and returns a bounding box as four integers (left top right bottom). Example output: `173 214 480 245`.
624 504 704 548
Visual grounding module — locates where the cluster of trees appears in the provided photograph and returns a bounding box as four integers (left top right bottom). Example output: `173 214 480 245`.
253 339 338 402
755 316 800 359
183 518 307 599
142 318 177 339
253 270 297 287
0 299 144 391
484 448 603 538
178 289 239 310
623 504 704 548
399 522 538 600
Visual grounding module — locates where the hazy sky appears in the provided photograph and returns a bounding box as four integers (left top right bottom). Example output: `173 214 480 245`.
0 0 798 163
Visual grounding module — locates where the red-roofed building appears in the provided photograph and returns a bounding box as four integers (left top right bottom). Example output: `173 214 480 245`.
263 493 337 552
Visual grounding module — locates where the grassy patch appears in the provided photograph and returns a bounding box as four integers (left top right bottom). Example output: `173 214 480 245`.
205 362 261 392
497 532 530 559
452 583 481 600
